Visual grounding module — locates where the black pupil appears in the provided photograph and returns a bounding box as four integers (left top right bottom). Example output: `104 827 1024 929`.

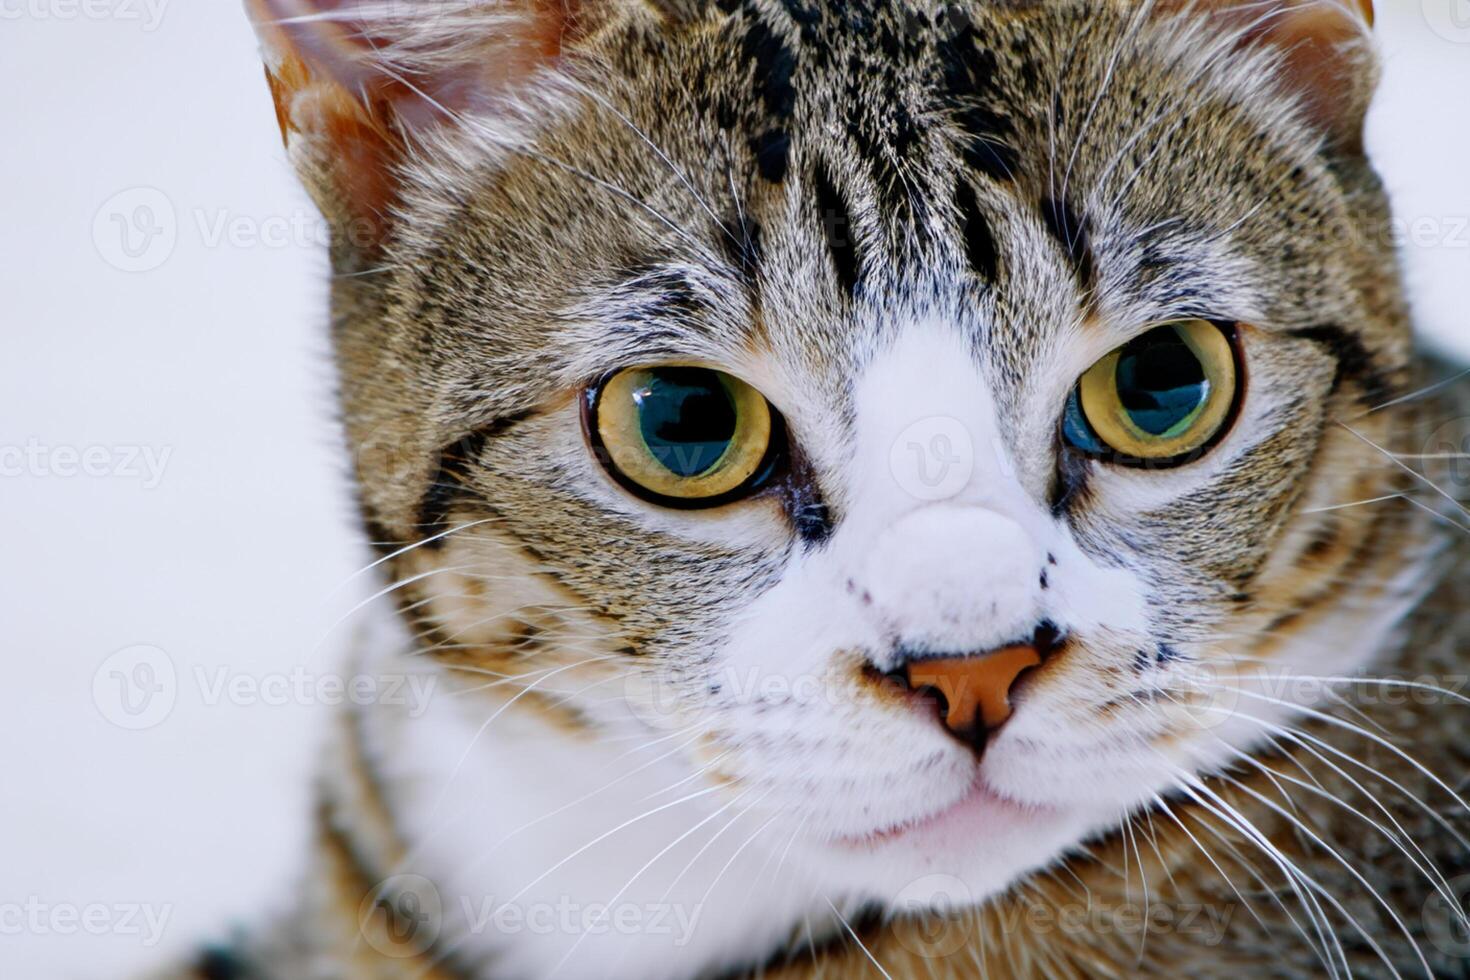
1115 326 1211 437
635 368 738 477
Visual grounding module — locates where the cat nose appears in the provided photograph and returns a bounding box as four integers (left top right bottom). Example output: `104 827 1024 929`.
891 627 1058 751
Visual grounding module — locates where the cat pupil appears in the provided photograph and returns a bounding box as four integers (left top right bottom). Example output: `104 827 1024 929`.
634 369 737 477
1116 327 1210 437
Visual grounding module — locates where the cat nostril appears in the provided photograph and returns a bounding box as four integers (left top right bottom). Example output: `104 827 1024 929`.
876 670 967 745
914 684 951 723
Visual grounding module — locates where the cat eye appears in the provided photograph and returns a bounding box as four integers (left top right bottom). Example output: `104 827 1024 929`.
1062 319 1241 466
585 366 781 507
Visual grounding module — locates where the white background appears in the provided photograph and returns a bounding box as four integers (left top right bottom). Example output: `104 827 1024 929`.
2 3 1468 975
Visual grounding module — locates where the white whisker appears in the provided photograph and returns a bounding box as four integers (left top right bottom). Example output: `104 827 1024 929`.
825 896 893 980
1354 366 1470 419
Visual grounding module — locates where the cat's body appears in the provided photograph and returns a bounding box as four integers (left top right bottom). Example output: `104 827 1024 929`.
172 0 1470 976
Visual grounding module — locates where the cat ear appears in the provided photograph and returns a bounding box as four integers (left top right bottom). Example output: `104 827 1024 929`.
244 0 580 249
1170 0 1377 151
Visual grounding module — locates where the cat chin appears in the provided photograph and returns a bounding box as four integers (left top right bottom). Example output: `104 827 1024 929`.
792 778 1111 903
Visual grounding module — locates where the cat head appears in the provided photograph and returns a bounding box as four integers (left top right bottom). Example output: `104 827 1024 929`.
251 0 1414 902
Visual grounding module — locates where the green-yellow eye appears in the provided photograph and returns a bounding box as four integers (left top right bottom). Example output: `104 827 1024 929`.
587 366 778 506
1063 320 1240 465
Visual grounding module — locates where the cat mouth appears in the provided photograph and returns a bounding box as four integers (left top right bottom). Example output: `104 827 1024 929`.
832 773 1050 851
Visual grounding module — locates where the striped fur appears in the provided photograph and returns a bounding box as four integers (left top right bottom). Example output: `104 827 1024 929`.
168 0 1470 975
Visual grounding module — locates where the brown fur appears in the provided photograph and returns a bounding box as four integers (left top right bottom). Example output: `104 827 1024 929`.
162 1 1470 976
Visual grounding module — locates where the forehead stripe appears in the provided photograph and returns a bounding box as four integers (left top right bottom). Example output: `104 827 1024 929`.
727 0 800 185
813 160 862 298
751 128 791 183
938 22 1020 183
1040 196 1097 295
955 179 1000 283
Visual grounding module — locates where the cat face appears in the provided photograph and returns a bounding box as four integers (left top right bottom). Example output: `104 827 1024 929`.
254 0 1410 905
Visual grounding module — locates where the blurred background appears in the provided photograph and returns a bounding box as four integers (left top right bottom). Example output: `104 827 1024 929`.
2 3 1468 975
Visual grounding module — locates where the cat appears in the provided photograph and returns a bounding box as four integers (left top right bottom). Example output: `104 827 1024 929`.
165 0 1470 976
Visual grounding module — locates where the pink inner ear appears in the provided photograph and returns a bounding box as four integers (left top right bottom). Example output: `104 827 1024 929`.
249 0 575 129
246 0 577 247
1162 0 1376 146
1171 0 1373 32
1254 1 1375 147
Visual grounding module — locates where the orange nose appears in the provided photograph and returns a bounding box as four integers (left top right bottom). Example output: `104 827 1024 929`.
903 644 1043 743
